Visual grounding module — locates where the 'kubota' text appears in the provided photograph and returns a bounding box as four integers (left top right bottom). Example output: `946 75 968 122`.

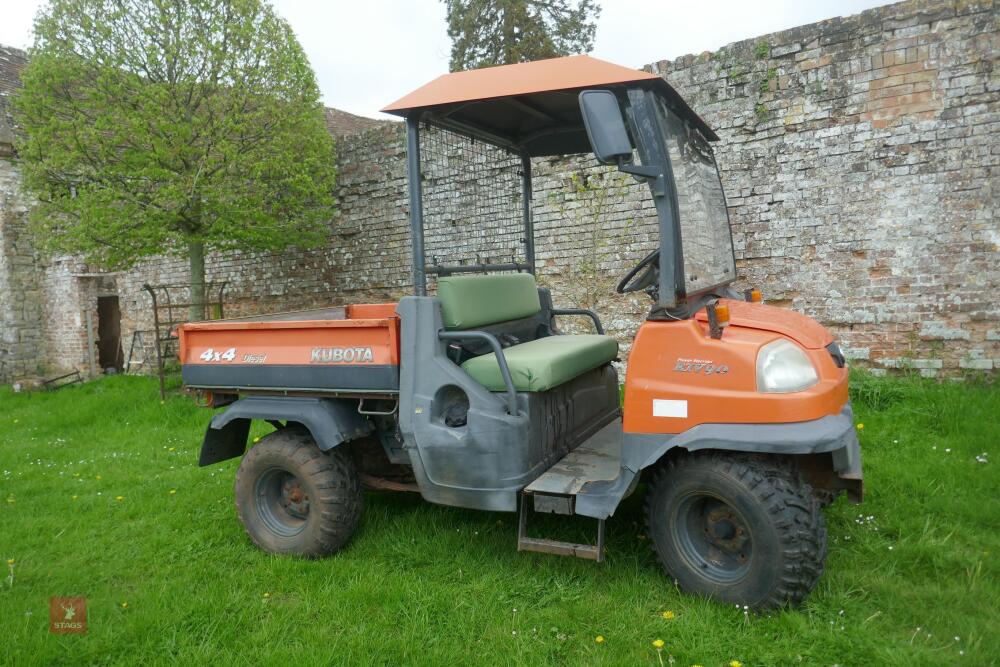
310 347 375 364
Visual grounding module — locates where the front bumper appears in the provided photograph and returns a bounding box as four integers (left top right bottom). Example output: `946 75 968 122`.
824 405 864 502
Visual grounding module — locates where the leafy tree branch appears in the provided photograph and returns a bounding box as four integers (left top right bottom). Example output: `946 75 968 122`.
15 0 338 319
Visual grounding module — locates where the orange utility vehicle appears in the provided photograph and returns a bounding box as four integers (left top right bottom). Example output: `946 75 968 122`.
180 55 862 609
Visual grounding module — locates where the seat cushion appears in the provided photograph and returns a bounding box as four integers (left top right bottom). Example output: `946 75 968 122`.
461 334 618 392
438 273 541 329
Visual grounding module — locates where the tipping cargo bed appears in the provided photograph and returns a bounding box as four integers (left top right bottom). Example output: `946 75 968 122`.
178 303 400 394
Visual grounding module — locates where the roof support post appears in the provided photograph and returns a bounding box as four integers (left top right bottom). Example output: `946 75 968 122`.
521 153 535 273
406 116 427 296
626 89 682 310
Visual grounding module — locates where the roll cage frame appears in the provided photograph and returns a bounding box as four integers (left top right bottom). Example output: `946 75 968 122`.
403 83 736 315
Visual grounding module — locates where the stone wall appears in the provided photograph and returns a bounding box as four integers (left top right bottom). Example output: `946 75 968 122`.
0 46 45 381
1 0 997 382
106 123 413 367
646 0 999 374
0 157 46 380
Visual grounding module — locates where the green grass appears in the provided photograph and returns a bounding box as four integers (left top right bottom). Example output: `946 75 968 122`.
1 373 998 666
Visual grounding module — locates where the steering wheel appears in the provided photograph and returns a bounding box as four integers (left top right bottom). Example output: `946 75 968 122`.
616 248 660 294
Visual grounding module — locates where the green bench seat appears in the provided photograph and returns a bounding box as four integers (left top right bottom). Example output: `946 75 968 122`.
461 334 618 393
438 273 618 393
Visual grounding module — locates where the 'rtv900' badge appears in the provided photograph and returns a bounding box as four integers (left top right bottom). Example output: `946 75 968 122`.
673 357 729 375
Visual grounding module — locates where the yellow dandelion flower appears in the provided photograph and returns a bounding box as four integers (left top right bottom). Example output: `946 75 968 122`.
662 610 676 620
116 496 124 501
263 592 271 598
652 639 665 649
72 495 78 500
121 602 128 609
253 437 261 443
729 661 742 667
595 635 605 644
169 489 177 495
856 423 864 430
6 559 14 566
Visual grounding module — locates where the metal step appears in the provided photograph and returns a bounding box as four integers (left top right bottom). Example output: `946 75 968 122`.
515 418 624 562
517 536 603 561
517 494 606 562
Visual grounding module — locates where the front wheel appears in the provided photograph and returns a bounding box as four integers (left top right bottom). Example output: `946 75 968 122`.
235 428 362 557
645 453 826 609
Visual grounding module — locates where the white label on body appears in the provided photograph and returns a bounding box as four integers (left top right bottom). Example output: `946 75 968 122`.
652 399 688 418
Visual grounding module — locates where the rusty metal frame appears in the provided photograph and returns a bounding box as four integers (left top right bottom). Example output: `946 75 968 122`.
41 369 83 391
143 281 229 399
516 494 606 562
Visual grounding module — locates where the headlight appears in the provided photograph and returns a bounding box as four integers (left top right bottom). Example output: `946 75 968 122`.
756 339 818 393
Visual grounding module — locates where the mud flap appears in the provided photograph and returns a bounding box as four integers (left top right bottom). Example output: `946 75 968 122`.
199 418 251 466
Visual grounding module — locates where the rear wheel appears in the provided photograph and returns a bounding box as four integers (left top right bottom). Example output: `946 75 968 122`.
235 428 362 557
644 453 826 609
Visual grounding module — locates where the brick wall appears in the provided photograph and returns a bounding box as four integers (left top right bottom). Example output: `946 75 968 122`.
1 0 997 382
643 0 999 374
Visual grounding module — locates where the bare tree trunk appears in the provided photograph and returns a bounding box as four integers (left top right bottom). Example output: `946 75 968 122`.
188 240 206 322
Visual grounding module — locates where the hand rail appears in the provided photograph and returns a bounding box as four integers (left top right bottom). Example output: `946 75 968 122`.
427 262 533 276
550 308 605 335
438 330 519 415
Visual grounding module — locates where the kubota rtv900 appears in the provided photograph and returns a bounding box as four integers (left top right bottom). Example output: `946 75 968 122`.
180 55 862 609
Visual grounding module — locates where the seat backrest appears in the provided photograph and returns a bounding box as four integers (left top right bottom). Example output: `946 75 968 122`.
438 273 541 330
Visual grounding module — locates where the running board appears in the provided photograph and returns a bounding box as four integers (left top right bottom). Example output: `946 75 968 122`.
516 494 606 563
524 418 622 497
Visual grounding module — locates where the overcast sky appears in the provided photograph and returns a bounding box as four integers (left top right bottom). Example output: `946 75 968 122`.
0 0 890 119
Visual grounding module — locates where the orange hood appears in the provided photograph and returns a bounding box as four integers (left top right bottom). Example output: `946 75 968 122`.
695 299 833 349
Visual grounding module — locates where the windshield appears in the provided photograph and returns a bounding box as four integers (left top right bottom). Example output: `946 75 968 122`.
654 97 736 295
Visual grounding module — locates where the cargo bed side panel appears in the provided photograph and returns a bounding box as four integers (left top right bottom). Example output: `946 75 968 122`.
180 318 400 392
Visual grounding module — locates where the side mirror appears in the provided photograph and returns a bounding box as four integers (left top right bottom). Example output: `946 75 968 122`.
579 90 633 164
579 90 661 180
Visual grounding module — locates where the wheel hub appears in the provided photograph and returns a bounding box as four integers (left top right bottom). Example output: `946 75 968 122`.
255 467 311 537
705 506 749 553
280 477 310 518
673 493 753 583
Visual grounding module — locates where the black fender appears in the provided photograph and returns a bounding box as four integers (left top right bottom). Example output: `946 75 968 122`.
620 405 863 502
199 396 374 466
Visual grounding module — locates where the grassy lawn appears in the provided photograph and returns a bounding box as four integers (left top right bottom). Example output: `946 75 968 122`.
1 373 997 666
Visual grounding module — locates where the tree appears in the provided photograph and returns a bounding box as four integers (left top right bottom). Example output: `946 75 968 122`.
14 0 337 319
443 0 601 72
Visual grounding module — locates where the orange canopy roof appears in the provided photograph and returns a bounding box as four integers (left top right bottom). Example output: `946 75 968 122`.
381 55 660 114
381 54 718 155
